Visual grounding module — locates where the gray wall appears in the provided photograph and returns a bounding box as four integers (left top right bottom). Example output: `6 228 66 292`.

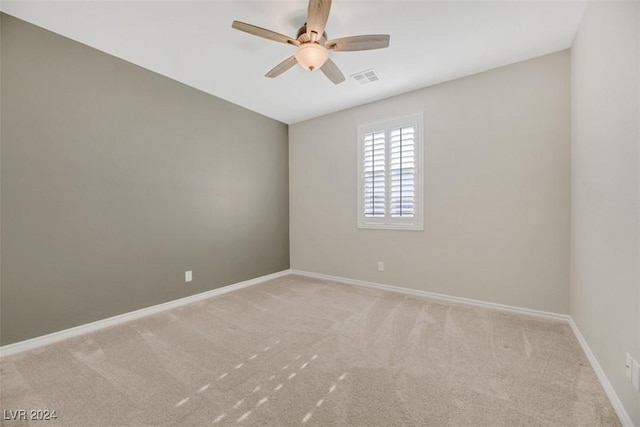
290 51 570 314
0 14 289 345
570 3 640 424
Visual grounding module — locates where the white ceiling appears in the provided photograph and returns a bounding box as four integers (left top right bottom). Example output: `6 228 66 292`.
1 1 586 124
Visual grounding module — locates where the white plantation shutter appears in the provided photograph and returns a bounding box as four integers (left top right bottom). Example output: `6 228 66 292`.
357 113 423 230
390 126 415 217
363 131 386 217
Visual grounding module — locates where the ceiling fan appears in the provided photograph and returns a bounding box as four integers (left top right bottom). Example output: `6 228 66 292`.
231 0 390 84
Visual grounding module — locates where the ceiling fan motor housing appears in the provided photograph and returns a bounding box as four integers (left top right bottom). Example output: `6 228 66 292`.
296 25 327 45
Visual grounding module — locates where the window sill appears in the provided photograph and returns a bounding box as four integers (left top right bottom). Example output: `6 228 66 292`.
357 223 424 231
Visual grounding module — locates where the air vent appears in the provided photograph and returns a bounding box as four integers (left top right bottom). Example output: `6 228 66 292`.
351 69 380 85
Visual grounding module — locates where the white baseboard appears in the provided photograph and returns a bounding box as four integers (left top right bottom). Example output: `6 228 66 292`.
569 319 634 427
291 269 570 322
0 269 292 358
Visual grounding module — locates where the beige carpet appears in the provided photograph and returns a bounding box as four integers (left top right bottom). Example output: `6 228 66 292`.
0 275 620 426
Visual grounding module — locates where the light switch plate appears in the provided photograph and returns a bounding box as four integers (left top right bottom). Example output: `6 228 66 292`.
185 271 193 283
632 358 640 391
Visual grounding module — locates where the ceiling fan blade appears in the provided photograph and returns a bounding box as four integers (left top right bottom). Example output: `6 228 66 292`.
232 21 299 46
265 56 298 78
307 0 332 42
320 58 345 84
325 34 390 52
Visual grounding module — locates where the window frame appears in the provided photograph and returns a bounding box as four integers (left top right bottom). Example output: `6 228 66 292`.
357 112 424 231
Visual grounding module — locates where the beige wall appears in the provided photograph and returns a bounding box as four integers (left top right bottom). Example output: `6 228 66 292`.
0 14 289 345
570 3 640 424
290 51 571 314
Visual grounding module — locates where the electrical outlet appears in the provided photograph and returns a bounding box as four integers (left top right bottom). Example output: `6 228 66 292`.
378 261 384 272
626 353 633 380
632 358 640 391
185 271 192 283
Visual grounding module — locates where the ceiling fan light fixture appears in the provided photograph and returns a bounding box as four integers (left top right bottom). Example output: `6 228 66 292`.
231 0 390 84
295 43 328 71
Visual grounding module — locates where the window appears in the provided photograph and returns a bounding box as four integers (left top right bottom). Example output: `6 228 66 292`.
357 113 423 230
